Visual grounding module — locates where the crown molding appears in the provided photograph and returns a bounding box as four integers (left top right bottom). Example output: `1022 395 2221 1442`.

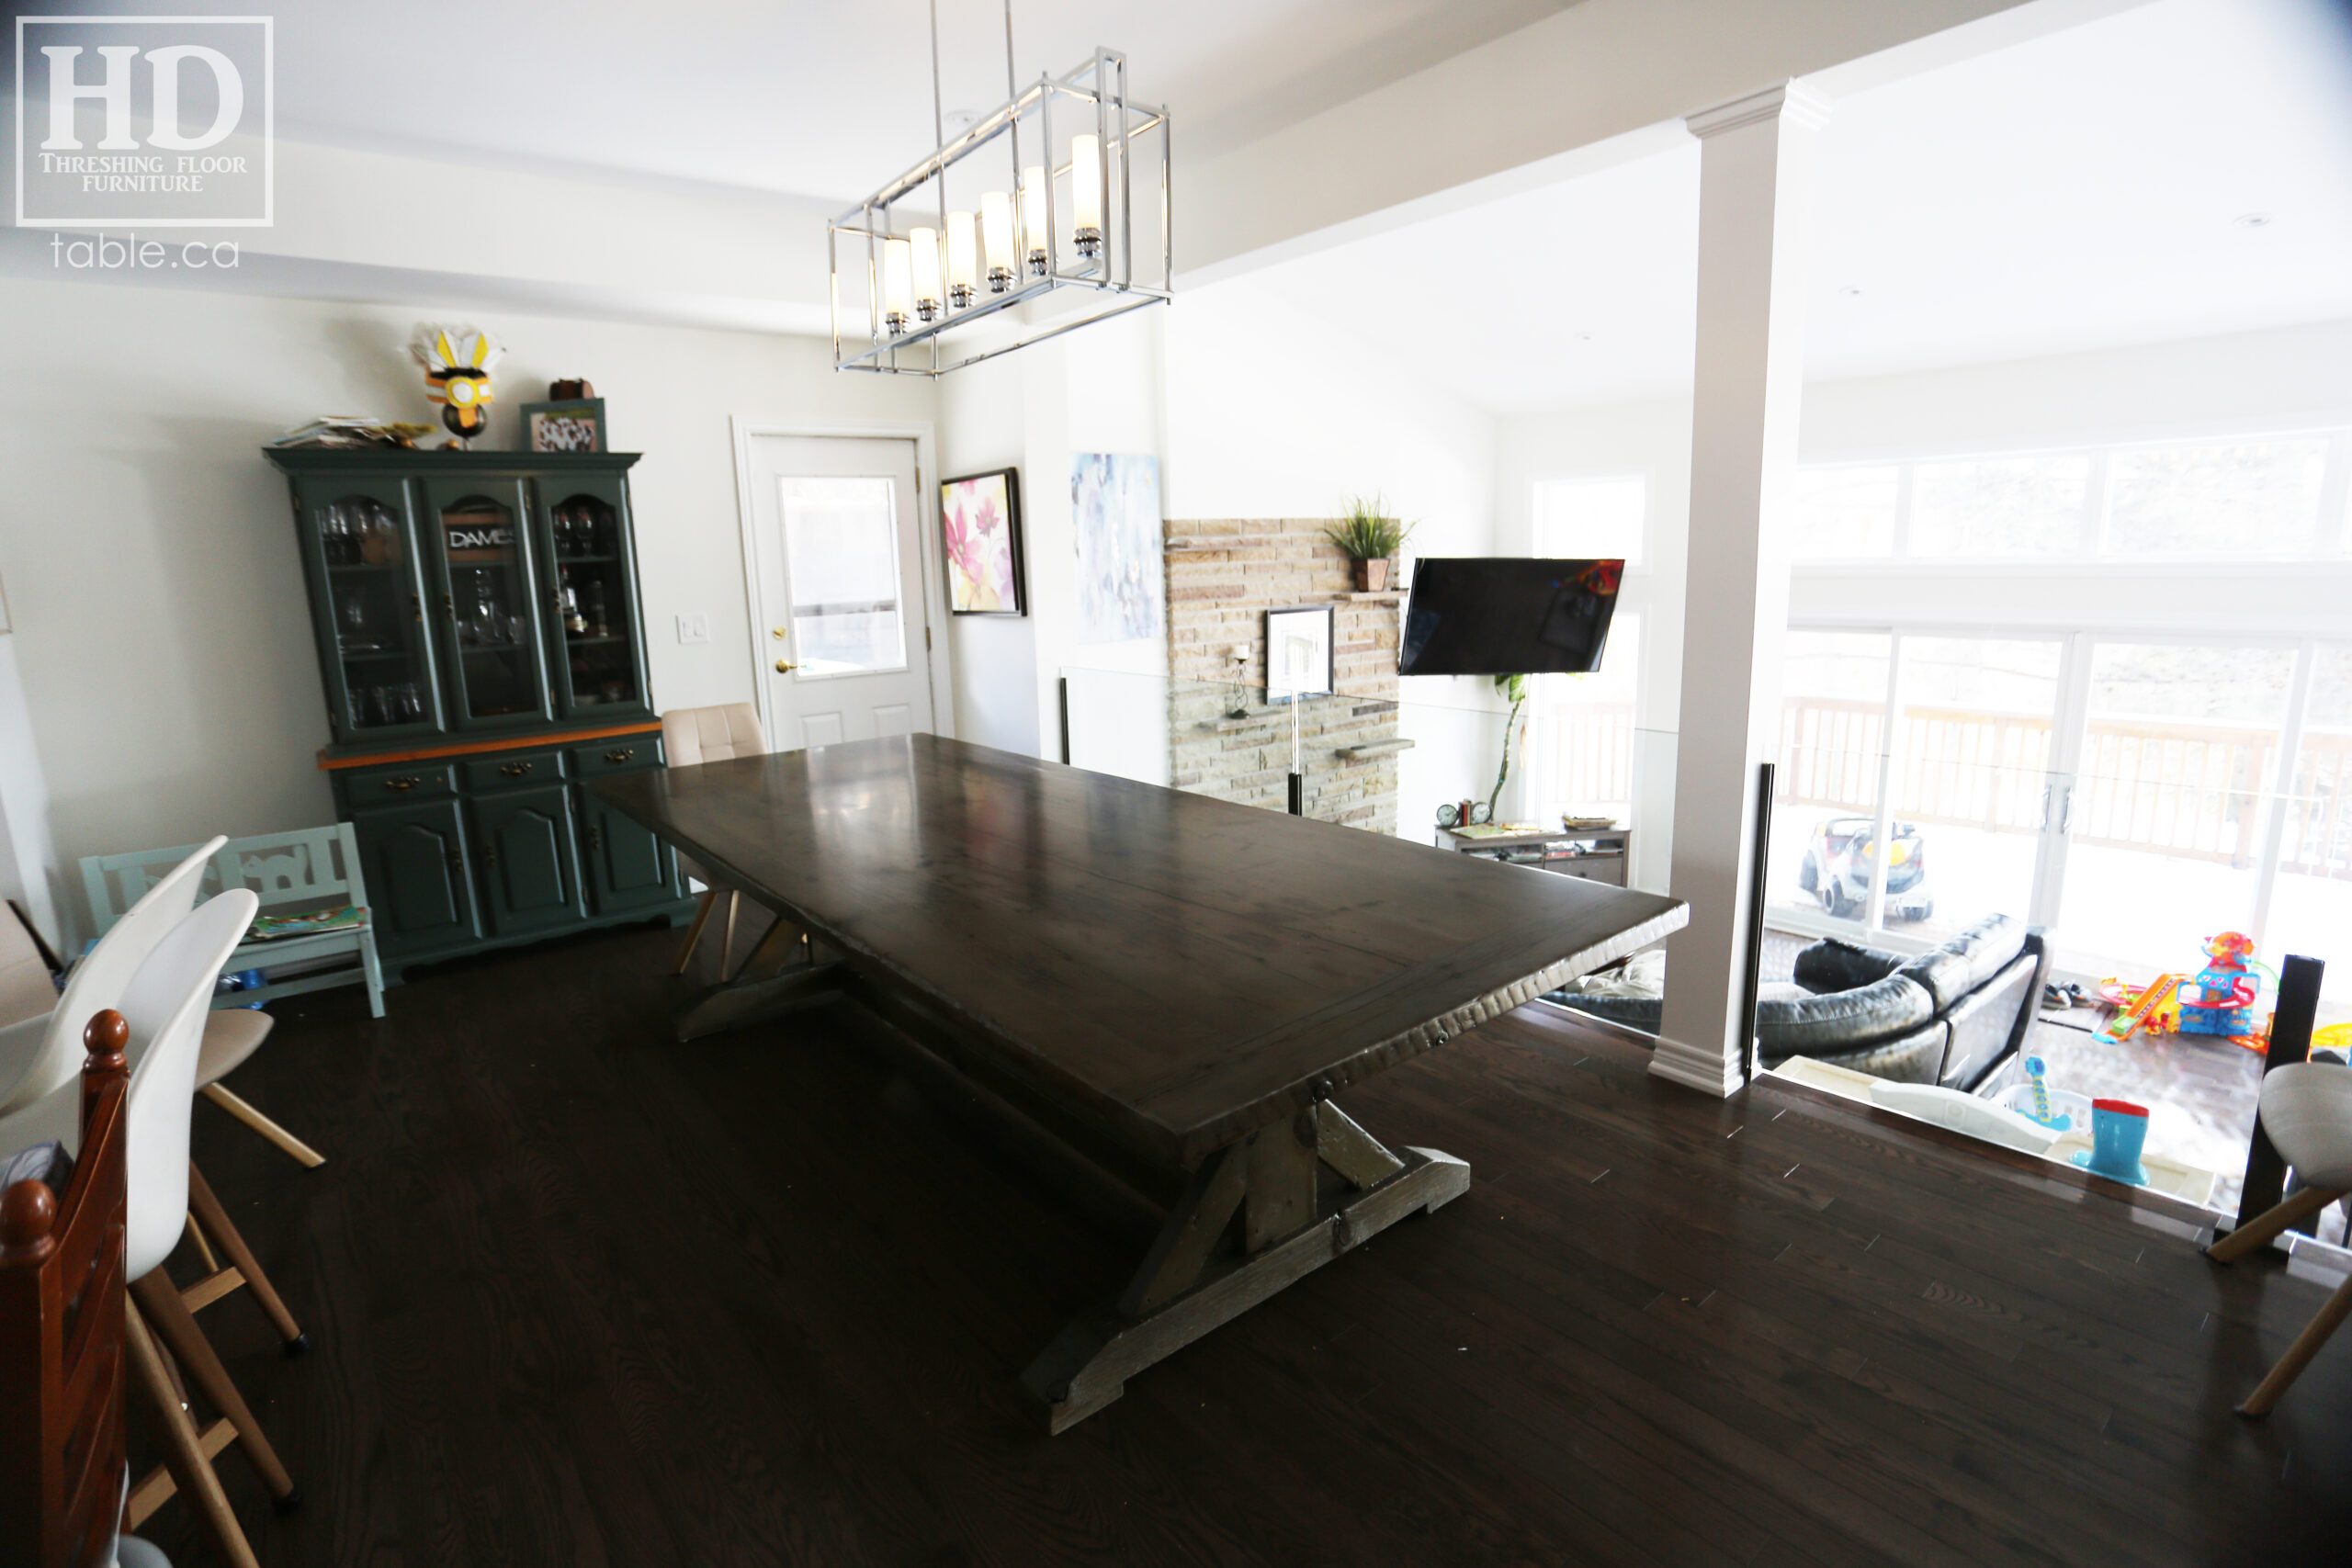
1685 80 1835 140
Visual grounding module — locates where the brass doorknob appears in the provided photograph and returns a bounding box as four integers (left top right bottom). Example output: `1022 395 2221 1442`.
775 659 797 673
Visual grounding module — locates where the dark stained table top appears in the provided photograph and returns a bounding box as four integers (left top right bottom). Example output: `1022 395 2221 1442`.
596 734 1686 1166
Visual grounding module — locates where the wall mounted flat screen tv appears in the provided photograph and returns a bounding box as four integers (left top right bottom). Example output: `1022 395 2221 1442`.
1396 558 1624 676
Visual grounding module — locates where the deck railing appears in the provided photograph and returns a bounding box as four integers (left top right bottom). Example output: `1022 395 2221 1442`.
1542 695 2350 881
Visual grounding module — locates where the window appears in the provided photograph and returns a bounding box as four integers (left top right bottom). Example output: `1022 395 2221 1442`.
1789 465 1898 559
2104 438 2330 558
1534 475 1646 570
777 477 907 675
1790 428 2347 563
2260 644 2352 1006
1910 455 2089 558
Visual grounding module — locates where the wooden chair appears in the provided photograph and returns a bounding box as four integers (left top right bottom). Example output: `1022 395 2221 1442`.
2 897 292 1567
2 1012 133 1568
82 823 386 1020
661 704 768 977
2206 1061 2352 1416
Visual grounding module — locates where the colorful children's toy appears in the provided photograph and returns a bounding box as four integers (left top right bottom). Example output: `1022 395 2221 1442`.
2097 973 2183 1043
2177 931 2261 1037
2097 932 2275 1050
2019 1055 2071 1132
2071 1098 2152 1188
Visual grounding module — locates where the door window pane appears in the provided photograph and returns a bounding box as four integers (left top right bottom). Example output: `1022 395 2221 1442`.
778 477 907 676
1910 455 2089 558
2104 439 2329 558
1888 637 2063 941
2061 643 2295 977
1535 476 1645 570
2270 645 2352 1010
1789 465 1898 559
1772 631 1893 925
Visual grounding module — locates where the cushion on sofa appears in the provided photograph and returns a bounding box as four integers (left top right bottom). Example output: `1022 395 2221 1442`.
1895 948 1973 1011
1764 1018 1948 1085
1552 971 1936 1056
1948 915 2029 992
1792 937 1905 995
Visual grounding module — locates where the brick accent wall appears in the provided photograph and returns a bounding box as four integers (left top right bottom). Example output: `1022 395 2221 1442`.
1163 518 1406 834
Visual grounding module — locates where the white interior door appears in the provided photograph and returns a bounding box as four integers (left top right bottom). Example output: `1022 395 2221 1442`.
742 434 938 750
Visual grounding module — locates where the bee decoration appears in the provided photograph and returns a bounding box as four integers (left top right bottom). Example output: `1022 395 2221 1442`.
410 325 506 445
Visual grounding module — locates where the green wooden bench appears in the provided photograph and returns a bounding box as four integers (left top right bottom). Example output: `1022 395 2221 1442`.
81 824 388 1018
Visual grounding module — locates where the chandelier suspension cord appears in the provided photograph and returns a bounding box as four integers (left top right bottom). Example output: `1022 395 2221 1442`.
929 0 946 149
1003 0 1017 97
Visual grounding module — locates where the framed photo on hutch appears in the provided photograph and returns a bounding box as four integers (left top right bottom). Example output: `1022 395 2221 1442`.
940 468 1027 615
521 398 607 454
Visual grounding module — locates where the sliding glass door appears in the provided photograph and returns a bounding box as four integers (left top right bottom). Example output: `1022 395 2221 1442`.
1777 625 2350 1014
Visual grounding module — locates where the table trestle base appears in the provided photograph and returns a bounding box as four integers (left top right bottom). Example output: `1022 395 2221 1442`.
1022 1103 1469 1433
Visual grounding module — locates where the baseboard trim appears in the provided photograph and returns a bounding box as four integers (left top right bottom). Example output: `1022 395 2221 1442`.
1648 1033 1743 1098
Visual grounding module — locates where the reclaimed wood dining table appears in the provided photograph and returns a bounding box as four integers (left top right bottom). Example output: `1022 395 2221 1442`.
594 733 1687 1431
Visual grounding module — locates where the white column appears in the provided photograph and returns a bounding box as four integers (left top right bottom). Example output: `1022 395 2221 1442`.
1652 83 1829 1097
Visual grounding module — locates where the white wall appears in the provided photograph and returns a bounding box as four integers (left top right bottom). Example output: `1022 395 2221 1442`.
0 615 62 946
0 276 933 934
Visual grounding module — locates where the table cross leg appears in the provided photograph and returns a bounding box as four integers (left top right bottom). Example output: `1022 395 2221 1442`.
1021 1101 1469 1433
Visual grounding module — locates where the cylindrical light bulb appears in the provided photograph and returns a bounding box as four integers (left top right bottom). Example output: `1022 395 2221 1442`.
980 190 1015 292
1020 164 1049 275
1069 134 1103 256
910 226 944 321
945 211 978 308
881 239 912 334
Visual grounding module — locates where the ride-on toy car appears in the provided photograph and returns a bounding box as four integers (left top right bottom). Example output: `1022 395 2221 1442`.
1797 815 1932 920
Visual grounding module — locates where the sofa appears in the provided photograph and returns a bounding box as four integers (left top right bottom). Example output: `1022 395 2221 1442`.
1553 914 2049 1089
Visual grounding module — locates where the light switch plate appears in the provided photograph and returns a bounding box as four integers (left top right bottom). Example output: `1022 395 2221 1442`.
676 613 710 645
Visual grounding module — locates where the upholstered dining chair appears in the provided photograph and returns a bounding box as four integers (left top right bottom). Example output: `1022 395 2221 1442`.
0 840 220 1120
2205 1061 2352 1416
0 894 290 1568
661 703 768 977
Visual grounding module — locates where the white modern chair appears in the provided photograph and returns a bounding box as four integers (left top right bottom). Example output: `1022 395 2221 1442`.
0 838 220 1119
0 893 289 1568
661 703 769 977
2205 1061 2352 1416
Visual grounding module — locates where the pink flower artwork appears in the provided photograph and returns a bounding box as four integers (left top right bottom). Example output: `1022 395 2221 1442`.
941 470 1023 615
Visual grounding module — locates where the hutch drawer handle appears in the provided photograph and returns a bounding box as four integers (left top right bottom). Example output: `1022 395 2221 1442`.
383 776 421 793
499 761 535 778
604 748 635 764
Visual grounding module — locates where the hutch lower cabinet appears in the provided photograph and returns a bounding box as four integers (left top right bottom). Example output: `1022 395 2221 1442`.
270 446 693 980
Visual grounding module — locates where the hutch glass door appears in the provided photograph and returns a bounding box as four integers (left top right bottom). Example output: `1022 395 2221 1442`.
425 479 553 728
304 480 441 743
536 476 649 718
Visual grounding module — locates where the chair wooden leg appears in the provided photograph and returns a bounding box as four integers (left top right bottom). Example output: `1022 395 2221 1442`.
124 1303 262 1568
672 890 718 975
2239 1269 2352 1416
720 890 741 977
186 1161 307 1351
184 1211 220 1273
2209 1186 2346 1263
131 1269 298 1504
202 1082 327 1168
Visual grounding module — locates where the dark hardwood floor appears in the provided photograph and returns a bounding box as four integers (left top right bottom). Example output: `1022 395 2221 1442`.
146 919 2352 1566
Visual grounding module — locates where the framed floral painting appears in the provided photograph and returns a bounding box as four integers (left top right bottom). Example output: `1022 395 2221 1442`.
941 468 1026 616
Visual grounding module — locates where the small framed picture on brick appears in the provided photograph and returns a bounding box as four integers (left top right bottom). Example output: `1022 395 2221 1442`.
1264 604 1335 703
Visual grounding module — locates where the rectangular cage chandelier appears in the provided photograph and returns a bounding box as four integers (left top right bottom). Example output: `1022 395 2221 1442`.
830 7 1170 378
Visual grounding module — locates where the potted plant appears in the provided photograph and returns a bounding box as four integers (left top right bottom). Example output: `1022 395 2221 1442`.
1324 495 1415 593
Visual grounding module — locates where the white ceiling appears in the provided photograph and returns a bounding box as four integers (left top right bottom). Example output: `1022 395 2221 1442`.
15 0 1572 201
1248 0 2352 412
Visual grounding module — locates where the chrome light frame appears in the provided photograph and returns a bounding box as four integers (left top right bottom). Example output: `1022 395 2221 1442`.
830 48 1170 378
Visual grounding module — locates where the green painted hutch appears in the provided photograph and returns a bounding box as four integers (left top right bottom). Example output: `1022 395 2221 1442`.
266 446 693 982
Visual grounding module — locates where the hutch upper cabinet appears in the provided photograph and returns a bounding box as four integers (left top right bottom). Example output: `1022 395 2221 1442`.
267 446 690 980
